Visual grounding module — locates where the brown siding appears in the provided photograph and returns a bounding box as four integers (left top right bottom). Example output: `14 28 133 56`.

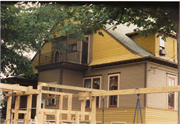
62 68 84 109
85 62 145 108
146 62 177 110
39 69 60 99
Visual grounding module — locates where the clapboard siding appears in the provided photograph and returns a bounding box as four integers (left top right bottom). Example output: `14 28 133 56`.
85 62 145 108
145 108 177 124
146 62 178 110
85 108 145 124
62 68 84 109
38 69 60 99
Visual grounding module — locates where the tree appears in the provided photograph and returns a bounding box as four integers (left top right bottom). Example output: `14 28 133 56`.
1 1 180 123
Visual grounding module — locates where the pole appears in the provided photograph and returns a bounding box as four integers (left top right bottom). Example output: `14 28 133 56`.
102 97 105 124
9 91 13 124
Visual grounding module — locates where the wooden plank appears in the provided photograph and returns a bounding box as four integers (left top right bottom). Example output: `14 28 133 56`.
0 83 28 92
67 94 72 120
91 97 96 124
12 110 27 114
55 110 60 124
40 82 102 91
5 96 12 124
41 90 72 96
75 112 79 124
6 89 39 97
80 85 180 100
14 94 20 124
59 95 63 123
81 100 85 121
40 111 45 124
25 86 33 124
36 84 42 124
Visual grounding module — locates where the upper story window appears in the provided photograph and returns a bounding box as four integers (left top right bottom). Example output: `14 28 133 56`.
68 43 77 52
159 36 167 56
168 77 175 109
159 36 165 49
83 76 101 108
55 51 59 62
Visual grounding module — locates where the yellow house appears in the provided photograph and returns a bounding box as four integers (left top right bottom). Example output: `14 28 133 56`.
31 24 177 124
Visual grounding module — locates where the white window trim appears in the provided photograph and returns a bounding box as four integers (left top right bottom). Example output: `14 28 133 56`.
107 73 120 108
159 36 165 48
83 76 102 108
166 74 177 110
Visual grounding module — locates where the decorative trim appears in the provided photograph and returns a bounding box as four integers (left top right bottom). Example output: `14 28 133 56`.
107 72 120 75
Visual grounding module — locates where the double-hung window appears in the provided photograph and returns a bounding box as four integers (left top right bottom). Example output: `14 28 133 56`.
109 76 118 107
159 36 165 50
168 77 175 109
83 76 101 108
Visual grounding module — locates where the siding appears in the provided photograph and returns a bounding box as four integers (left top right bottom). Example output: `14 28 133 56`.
146 62 178 110
165 37 177 61
38 69 60 99
85 108 145 124
90 29 142 66
132 35 156 55
145 108 177 124
85 62 145 108
62 68 84 109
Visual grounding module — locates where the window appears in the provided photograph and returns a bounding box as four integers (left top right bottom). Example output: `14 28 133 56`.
168 77 175 109
68 43 77 52
83 76 101 108
84 79 91 108
48 87 56 105
109 75 119 108
93 78 100 108
159 36 165 49
55 51 59 62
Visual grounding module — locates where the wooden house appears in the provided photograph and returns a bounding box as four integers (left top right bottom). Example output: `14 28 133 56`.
31 24 178 124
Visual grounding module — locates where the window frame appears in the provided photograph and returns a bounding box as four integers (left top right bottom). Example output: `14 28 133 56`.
83 76 101 108
159 36 165 49
107 74 120 108
167 76 175 110
84 79 91 108
48 87 56 106
68 43 77 52
93 78 100 108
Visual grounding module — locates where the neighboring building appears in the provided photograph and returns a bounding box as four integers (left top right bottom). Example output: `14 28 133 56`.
31 24 178 124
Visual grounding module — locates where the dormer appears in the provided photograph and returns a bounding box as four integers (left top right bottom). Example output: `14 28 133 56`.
126 32 177 62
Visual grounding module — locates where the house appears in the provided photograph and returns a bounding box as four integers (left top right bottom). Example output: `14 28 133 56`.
31 24 178 124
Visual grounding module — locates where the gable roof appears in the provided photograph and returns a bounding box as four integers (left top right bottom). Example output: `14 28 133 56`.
104 24 153 56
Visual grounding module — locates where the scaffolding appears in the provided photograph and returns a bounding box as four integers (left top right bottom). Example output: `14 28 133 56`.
1 82 180 124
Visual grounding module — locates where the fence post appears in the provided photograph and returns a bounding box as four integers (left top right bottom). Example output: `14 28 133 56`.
14 93 20 124
25 86 33 124
36 83 42 124
67 94 72 120
90 96 96 124
81 100 85 121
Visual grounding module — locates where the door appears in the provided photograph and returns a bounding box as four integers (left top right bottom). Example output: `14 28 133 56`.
81 38 88 64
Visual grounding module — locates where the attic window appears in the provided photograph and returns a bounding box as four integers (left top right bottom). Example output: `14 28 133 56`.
159 36 165 49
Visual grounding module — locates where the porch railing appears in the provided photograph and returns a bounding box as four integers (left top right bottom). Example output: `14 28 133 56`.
39 51 88 65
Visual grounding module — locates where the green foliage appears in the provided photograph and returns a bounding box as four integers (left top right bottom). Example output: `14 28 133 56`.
1 2 178 77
